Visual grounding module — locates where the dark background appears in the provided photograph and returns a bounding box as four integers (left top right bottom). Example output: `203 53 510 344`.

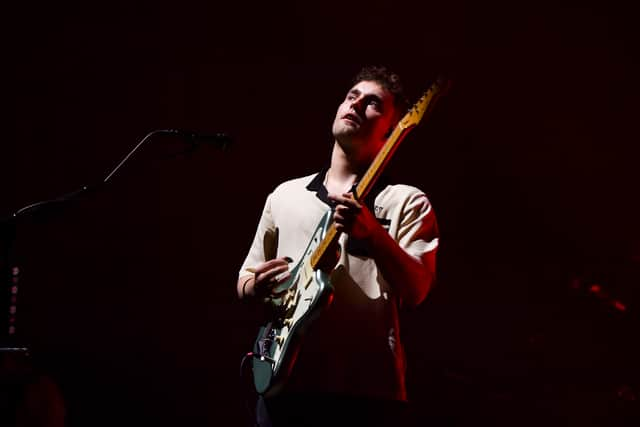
2 1 639 425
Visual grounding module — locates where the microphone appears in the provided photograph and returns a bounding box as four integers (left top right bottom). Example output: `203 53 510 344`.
170 129 233 148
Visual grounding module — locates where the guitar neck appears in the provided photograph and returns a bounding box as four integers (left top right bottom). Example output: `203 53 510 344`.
309 223 339 270
309 125 413 270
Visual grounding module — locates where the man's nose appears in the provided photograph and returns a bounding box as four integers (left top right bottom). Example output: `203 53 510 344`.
350 97 365 115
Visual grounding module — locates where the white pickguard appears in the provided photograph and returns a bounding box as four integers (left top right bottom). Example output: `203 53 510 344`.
268 212 332 374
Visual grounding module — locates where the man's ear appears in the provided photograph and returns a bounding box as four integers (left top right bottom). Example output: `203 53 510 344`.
384 126 394 139
384 108 404 138
384 117 400 139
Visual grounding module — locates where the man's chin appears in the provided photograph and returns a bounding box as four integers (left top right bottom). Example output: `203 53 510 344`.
334 131 355 145
333 125 359 139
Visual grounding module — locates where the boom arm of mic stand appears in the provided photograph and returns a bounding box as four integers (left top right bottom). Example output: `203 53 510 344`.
102 129 179 184
3 129 179 225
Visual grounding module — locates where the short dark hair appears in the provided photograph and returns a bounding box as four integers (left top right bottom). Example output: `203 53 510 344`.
352 65 409 116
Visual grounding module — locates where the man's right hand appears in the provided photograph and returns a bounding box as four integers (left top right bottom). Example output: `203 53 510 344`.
238 257 293 299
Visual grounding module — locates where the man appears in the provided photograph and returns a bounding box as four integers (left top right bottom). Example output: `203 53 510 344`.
237 66 439 427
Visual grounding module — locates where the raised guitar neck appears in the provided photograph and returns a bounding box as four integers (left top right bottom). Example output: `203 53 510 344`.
308 80 445 271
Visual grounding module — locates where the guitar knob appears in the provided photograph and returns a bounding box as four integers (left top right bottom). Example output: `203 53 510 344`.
283 318 293 328
275 336 285 345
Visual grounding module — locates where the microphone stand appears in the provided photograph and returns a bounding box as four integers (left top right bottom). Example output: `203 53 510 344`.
0 128 219 352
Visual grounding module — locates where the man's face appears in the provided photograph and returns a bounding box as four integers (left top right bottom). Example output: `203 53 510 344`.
332 80 397 156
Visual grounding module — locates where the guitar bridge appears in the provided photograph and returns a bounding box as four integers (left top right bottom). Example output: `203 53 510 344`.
257 322 276 361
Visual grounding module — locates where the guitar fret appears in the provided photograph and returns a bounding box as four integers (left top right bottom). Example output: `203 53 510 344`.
310 225 338 270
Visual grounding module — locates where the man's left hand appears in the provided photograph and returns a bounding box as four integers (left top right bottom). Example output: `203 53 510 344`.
328 192 380 241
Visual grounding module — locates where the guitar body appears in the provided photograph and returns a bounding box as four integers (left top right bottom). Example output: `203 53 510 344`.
252 210 335 395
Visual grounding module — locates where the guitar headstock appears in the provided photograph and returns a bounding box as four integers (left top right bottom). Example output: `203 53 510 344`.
398 77 450 130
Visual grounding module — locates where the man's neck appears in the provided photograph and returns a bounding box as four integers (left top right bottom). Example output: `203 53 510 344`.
326 142 367 194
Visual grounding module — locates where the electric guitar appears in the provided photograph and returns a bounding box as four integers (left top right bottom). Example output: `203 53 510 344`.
251 78 449 396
